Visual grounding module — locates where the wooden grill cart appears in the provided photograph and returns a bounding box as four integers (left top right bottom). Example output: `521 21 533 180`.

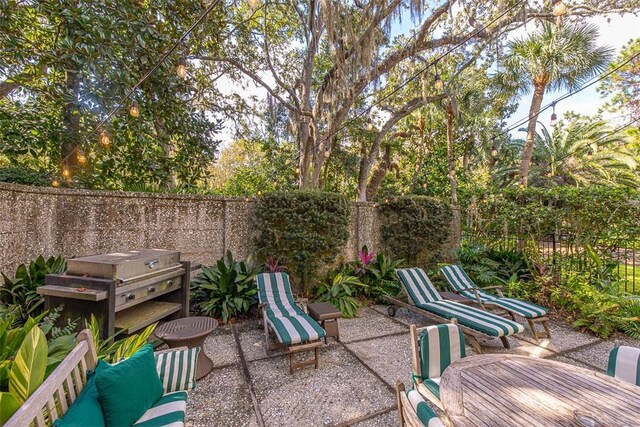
38 249 190 338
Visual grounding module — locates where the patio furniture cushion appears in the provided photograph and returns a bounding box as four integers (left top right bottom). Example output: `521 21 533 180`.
267 313 326 345
96 345 164 427
406 389 445 427
419 324 466 380
422 301 523 337
133 391 187 427
440 265 548 318
53 360 110 427
397 268 524 337
257 272 305 317
155 347 200 393
423 378 441 399
607 345 640 386
397 268 443 304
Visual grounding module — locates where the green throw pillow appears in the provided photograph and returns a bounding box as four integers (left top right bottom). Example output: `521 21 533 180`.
54 360 110 427
96 345 164 427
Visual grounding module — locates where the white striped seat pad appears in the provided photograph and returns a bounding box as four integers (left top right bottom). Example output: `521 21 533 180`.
256 272 304 317
480 295 548 318
134 391 187 427
422 301 524 337
607 345 640 386
406 389 445 427
267 313 325 345
155 348 199 393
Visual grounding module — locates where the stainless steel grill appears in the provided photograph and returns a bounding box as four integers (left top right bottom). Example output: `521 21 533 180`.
39 249 190 338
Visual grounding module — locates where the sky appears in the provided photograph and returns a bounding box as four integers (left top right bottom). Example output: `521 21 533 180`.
216 7 640 145
506 14 640 137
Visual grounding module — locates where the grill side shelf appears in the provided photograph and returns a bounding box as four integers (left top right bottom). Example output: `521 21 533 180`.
37 285 108 301
114 301 182 335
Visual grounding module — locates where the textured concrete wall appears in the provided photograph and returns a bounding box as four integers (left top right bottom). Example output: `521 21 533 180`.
0 183 382 274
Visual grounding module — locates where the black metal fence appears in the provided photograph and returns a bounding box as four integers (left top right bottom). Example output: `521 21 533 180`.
462 232 639 294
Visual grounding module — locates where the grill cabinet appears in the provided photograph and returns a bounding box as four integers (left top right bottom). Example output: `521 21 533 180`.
38 249 190 338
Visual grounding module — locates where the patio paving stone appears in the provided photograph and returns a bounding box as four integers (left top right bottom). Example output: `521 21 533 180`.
186 365 256 427
344 333 412 388
339 307 408 344
351 410 398 427
247 345 395 426
513 318 602 353
559 336 640 371
203 325 240 368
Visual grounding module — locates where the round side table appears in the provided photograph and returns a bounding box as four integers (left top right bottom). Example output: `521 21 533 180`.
155 316 218 380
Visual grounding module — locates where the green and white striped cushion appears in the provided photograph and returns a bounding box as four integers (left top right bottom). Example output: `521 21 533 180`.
607 345 640 386
406 389 445 427
256 273 304 317
440 265 548 319
134 391 187 427
267 313 325 345
155 348 199 393
397 268 443 305
419 324 466 380
423 301 523 337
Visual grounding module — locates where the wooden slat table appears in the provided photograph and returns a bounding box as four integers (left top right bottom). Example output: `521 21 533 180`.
440 354 640 427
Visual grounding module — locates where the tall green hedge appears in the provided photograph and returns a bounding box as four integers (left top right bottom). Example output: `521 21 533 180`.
253 191 351 294
378 196 453 267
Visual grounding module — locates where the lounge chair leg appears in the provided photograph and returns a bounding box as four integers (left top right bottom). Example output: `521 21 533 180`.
500 336 510 349
542 320 552 339
467 335 483 354
527 318 540 341
314 346 319 369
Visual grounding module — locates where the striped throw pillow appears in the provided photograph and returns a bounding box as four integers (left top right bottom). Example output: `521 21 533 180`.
155 347 200 393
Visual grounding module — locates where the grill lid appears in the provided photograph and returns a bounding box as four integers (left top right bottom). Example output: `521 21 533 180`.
66 249 180 280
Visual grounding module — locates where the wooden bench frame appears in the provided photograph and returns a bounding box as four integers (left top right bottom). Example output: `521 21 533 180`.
259 301 324 374
5 330 98 427
396 381 426 427
383 292 514 354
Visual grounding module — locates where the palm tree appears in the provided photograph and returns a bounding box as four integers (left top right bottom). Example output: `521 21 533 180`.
529 120 639 188
498 22 613 187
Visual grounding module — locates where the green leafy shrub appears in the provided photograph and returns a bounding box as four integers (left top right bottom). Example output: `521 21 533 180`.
190 251 261 323
0 165 50 187
86 315 157 363
254 191 351 294
457 242 530 285
0 309 77 424
1 255 67 323
342 246 403 301
316 273 366 318
378 196 452 267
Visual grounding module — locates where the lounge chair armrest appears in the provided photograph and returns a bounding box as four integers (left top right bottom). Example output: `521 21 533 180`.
480 285 505 297
296 298 309 313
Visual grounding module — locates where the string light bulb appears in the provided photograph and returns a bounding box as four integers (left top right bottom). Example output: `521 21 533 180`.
51 179 60 188
76 149 86 164
257 190 262 196
248 0 260 9
295 167 300 174
550 102 558 127
100 130 111 146
129 101 140 118
552 0 567 16
434 73 443 91
177 57 187 79
61 165 70 179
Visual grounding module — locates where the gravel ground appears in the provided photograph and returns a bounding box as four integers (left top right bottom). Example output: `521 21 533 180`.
248 345 395 426
338 307 408 344
182 307 631 426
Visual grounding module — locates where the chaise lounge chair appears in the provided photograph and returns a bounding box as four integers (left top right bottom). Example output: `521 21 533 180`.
607 345 640 386
385 268 524 352
439 264 551 340
255 272 326 373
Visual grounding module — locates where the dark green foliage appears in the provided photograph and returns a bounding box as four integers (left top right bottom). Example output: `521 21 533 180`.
457 242 529 285
190 251 261 323
0 255 67 323
0 165 50 187
253 191 351 294
341 246 403 301
315 273 365 318
378 196 452 267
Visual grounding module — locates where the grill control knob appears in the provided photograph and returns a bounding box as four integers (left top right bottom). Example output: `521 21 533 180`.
148 286 156 293
125 294 135 301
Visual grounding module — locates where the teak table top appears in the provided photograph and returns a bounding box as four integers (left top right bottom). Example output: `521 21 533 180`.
439 354 640 427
